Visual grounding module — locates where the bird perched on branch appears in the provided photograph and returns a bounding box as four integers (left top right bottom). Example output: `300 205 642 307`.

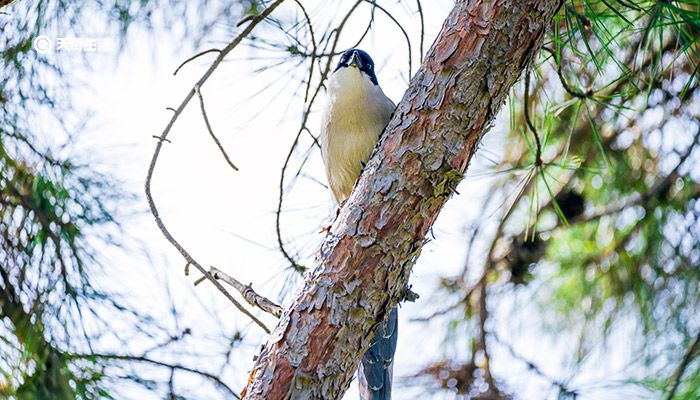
320 48 397 400
321 48 396 203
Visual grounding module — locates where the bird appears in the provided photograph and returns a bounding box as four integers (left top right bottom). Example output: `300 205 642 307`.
320 48 396 203
320 48 398 400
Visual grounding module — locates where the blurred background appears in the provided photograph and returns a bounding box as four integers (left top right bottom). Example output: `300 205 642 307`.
1 0 699 399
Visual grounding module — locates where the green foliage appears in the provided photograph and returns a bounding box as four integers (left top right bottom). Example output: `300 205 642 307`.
0 0 244 398
422 1 700 398
0 111 122 398
527 0 700 396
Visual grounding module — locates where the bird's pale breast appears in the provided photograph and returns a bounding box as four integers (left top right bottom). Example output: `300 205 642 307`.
321 68 395 203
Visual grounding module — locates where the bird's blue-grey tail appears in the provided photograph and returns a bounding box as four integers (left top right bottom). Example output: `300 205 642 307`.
358 307 398 400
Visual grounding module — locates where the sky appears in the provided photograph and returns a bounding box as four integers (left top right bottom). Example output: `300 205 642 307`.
23 1 660 398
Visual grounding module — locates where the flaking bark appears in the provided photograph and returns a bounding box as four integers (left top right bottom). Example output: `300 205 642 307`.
243 0 562 398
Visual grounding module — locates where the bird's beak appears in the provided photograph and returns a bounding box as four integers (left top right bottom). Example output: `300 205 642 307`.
349 51 363 69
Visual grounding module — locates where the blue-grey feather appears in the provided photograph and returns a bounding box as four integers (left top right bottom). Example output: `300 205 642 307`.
359 307 398 400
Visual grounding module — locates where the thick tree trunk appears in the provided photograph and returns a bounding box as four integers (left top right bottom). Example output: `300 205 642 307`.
243 1 561 398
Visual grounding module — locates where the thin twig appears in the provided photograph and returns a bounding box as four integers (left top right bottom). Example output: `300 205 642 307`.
416 0 425 63
73 353 240 399
293 0 317 104
409 299 461 322
476 277 496 389
492 332 578 397
541 46 593 99
152 135 171 143
362 0 412 79
195 85 239 171
666 329 700 400
174 48 222 76
236 14 255 27
4 131 63 167
274 0 364 273
613 0 642 12
168 369 175 400
524 67 543 166
145 0 285 334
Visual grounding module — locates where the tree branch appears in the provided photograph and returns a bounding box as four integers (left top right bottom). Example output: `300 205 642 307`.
666 329 700 400
145 0 286 334
73 353 240 399
194 266 284 318
492 332 578 398
195 85 239 172
524 67 543 166
242 1 562 398
540 46 594 99
173 48 222 76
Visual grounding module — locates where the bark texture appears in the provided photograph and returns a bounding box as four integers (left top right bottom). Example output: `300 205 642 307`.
243 1 561 398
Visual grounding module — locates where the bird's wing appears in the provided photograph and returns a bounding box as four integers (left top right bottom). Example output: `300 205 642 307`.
358 307 398 400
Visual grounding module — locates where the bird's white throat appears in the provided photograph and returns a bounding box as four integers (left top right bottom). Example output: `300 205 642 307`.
327 66 381 103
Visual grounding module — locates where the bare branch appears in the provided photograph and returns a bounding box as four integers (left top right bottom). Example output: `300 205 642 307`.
666 329 700 400
195 85 239 172
173 48 222 76
475 278 496 390
196 266 283 318
73 353 240 399
541 46 594 99
416 0 425 63
492 332 578 398
524 67 543 166
145 0 286 334
152 135 171 143
362 0 412 79
293 0 317 104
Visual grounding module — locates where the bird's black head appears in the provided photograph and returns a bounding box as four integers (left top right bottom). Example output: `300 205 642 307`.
334 48 378 85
